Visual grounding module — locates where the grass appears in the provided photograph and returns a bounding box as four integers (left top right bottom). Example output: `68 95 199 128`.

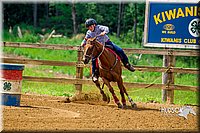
22 81 199 105
22 81 75 97
3 30 199 105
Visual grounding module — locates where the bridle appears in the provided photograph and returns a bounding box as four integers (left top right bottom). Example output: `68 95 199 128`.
85 40 105 60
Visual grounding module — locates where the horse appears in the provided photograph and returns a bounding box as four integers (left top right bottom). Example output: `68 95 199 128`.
82 37 137 109
178 106 196 119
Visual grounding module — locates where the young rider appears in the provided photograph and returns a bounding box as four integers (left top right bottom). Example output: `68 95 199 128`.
81 18 135 81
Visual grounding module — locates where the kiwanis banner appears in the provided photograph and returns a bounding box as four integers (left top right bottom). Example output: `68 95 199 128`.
144 0 200 49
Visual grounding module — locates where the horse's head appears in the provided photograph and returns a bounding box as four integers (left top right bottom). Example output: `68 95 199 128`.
178 106 196 119
83 37 102 64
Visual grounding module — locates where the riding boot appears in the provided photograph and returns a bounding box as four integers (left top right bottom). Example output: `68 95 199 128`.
105 41 135 72
92 58 98 82
124 63 135 72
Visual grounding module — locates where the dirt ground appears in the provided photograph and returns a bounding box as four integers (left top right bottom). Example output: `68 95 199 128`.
2 93 199 133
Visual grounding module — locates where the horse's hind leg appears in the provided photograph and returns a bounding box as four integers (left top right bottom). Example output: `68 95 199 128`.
93 80 110 103
102 78 122 108
122 84 137 109
117 77 137 108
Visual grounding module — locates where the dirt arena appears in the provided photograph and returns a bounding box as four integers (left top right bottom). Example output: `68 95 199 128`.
2 93 199 132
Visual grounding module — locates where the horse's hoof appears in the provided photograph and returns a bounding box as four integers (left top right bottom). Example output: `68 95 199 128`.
106 93 110 103
131 103 137 109
117 103 123 108
122 104 127 109
102 93 110 103
65 97 71 103
102 95 107 102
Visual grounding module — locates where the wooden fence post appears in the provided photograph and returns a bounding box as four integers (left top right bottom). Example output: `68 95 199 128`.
162 55 168 102
167 54 175 104
74 47 83 95
162 49 176 104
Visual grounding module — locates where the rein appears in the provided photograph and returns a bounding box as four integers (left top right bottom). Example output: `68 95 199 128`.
96 44 105 59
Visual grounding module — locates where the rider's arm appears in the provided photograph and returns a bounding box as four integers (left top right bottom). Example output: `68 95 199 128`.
81 31 91 47
99 25 109 36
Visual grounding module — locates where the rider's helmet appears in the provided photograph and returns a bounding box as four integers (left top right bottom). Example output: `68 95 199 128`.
85 18 97 28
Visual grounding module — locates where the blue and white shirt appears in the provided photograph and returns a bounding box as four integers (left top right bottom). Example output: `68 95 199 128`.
81 25 110 46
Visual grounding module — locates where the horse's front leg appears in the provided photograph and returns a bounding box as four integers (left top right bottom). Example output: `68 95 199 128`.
102 77 122 108
93 80 110 103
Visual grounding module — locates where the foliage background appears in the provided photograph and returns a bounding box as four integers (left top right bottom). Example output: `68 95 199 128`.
3 2 145 43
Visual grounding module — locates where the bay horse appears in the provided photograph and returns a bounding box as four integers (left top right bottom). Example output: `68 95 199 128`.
83 37 137 109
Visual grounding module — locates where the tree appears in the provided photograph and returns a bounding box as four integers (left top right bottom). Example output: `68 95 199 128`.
3 2 146 41
133 3 137 43
44 3 49 27
117 2 123 38
33 3 38 28
71 2 77 35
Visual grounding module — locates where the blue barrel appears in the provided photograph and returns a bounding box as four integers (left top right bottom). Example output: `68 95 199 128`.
1 63 24 106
